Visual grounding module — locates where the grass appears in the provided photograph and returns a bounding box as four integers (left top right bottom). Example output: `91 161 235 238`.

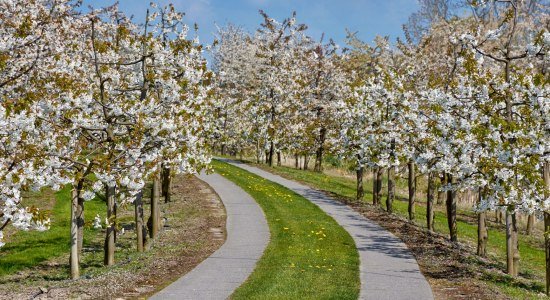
250 161 547 297
0 186 106 277
212 160 360 299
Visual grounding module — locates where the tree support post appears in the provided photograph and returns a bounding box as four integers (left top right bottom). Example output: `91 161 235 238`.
104 184 116 266
408 161 416 221
70 187 79 279
134 191 145 252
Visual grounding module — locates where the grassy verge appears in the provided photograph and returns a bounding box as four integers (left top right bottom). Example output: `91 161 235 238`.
212 160 360 299
249 162 546 297
0 186 105 277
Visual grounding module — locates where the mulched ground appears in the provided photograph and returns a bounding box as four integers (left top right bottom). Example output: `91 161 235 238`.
0 174 226 300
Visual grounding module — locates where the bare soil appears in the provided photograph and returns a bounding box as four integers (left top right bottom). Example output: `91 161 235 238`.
0 174 226 300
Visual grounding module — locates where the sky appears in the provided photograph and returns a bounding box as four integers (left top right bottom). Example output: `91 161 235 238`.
81 0 419 49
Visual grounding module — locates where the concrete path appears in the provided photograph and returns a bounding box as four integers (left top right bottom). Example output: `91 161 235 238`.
150 172 270 300
221 159 434 300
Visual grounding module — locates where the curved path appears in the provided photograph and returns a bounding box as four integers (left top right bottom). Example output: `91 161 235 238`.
150 172 270 300
221 159 433 300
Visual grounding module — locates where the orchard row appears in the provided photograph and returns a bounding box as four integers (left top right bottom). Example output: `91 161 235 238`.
212 0 549 291
0 0 214 278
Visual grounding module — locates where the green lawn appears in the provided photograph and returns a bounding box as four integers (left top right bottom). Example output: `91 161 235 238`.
0 186 105 277
212 160 360 299
253 163 546 295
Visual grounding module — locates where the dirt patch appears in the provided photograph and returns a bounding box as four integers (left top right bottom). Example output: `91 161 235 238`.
0 174 226 300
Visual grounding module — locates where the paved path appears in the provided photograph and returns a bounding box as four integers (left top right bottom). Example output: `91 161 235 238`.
150 172 270 300
222 159 434 300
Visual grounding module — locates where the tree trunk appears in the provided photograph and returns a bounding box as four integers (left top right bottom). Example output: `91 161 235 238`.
149 175 160 239
506 209 520 276
526 214 535 235
256 141 261 164
545 212 550 296
314 127 326 173
356 165 364 201
295 153 299 169
76 194 84 261
446 173 457 242
162 166 171 203
497 210 505 224
408 161 416 221
386 167 395 213
268 141 274 167
221 143 226 156
104 184 116 266
478 211 488 257
114 201 118 243
73 179 85 262
277 151 281 166
134 191 145 252
373 167 379 205
303 154 309 170
376 167 383 206
427 172 435 232
437 173 446 205
544 161 550 295
70 188 79 279
437 190 446 205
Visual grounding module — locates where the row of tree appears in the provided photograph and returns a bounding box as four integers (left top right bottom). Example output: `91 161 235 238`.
212 0 549 293
0 0 213 279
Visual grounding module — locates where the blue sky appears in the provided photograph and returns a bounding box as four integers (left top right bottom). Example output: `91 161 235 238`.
81 0 419 48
